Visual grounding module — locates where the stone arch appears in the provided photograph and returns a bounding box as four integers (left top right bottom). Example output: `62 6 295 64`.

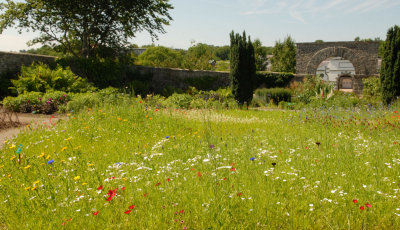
305 46 365 75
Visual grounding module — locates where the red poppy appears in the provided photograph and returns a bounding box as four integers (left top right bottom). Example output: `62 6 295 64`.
223 178 227 180
92 211 99 215
121 187 126 191
156 182 161 186
352 199 358 204
230 167 236 172
305 146 309 150
230 162 235 166
237 192 243 197
360 206 365 210
167 178 171 182
105 196 112 202
144 193 149 197
197 172 202 177
129 205 135 210
366 203 371 208
124 210 132 214
139 101 142 104
395 111 398 114
179 209 184 214
97 185 103 190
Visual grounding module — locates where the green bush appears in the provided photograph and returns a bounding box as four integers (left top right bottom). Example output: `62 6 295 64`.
163 93 193 109
2 91 70 113
138 46 183 68
66 93 102 112
10 62 94 94
56 57 128 89
255 72 294 89
363 77 381 102
255 88 292 105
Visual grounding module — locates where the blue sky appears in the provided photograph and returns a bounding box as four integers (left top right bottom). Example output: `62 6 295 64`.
0 0 399 51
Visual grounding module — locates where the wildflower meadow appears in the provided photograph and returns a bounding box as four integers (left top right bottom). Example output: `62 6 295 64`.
1 99 400 229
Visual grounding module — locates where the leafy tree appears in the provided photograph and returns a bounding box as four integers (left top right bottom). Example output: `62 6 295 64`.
20 45 64 57
0 0 173 58
315 40 324 43
215 45 230 60
270 36 296 73
138 46 183 68
182 43 215 70
229 31 256 105
253 39 268 71
380 25 400 104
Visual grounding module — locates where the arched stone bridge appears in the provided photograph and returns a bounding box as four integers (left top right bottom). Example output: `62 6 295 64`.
296 41 380 94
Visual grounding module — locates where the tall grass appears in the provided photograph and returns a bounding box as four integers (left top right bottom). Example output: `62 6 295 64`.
0 100 399 229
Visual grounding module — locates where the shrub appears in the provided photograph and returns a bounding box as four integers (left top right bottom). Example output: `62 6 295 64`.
255 72 294 89
10 62 94 94
163 93 193 109
138 46 183 68
363 77 381 102
56 57 128 89
66 93 102 112
255 88 292 105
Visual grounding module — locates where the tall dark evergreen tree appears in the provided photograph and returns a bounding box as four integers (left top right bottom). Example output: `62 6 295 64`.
381 25 400 104
229 31 256 105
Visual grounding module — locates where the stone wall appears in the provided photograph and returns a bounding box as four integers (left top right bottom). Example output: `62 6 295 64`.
296 41 380 76
132 66 231 93
0 51 56 73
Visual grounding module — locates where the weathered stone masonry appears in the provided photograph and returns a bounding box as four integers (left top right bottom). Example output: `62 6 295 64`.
296 41 380 94
0 51 56 73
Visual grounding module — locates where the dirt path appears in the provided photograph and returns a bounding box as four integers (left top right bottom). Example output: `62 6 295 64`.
0 113 64 148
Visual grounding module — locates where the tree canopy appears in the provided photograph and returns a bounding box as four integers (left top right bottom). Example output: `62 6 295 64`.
0 0 173 58
270 36 296 73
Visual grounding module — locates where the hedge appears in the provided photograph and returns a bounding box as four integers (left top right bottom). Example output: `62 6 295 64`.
255 72 294 89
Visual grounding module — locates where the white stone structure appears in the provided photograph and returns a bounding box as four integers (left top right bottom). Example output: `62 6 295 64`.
316 57 356 83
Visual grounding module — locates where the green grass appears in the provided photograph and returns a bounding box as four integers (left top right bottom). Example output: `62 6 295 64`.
1 100 400 229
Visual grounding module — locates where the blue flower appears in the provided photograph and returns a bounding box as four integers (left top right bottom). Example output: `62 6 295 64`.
47 160 55 164
250 157 255 161
165 136 170 139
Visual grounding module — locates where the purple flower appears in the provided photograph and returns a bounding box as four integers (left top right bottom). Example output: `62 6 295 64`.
250 157 255 161
47 159 54 164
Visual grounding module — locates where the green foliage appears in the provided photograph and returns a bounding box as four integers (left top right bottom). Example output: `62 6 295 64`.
270 36 297 73
10 62 94 94
253 39 269 71
380 25 400 104
163 93 193 109
2 91 70 113
230 31 256 105
293 75 334 104
182 43 215 70
0 68 19 99
255 72 294 89
66 88 127 112
20 45 64 57
362 77 382 102
255 88 292 105
138 46 183 68
214 61 230 71
56 57 130 89
215 45 230 60
0 0 173 58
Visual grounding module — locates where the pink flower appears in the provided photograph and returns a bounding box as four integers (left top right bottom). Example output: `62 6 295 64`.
360 206 365 210
366 203 371 208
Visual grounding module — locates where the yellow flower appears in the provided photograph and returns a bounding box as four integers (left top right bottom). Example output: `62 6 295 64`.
88 164 94 167
123 119 128 122
46 155 51 160
24 165 31 169
60 160 65 163
74 176 80 180
33 180 40 185
31 186 37 191
10 156 16 161
117 117 122 121
40 163 45 166
122 177 127 181
9 144 16 149
74 146 81 150
61 147 67 152
25 186 31 190
7 174 11 178
0 165 3 169
64 137 72 141
82 182 87 186
38 152 45 158
3 140 8 144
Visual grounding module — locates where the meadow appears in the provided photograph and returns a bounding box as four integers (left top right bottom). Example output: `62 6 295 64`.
1 98 400 229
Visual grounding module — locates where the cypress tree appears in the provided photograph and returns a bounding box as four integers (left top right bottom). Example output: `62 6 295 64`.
229 31 256 105
381 25 400 104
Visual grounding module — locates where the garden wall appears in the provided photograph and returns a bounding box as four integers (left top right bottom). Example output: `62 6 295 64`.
0 51 56 73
